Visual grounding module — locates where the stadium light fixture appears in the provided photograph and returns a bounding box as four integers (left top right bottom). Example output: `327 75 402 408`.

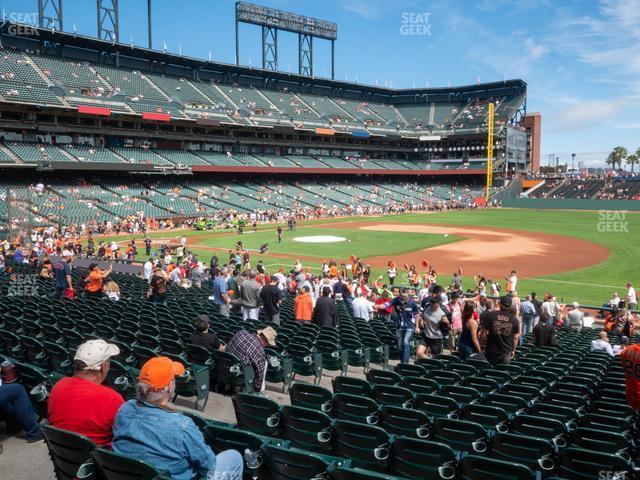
235 1 337 78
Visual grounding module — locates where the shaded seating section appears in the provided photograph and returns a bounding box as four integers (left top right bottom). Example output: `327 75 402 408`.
5 262 637 479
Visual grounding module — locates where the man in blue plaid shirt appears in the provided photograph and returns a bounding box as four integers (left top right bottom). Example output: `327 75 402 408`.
225 327 277 393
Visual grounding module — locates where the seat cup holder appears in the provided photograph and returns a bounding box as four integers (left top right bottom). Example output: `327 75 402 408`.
552 436 567 448
416 426 429 438
366 414 379 425
472 440 487 453
374 446 390 461
30 383 48 402
266 414 280 428
317 429 332 443
320 401 333 413
114 376 129 391
438 464 456 480
538 455 555 471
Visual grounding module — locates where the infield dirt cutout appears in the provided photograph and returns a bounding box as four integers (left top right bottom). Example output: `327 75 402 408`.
355 223 609 279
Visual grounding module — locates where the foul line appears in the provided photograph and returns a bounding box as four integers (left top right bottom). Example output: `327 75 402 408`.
530 278 623 289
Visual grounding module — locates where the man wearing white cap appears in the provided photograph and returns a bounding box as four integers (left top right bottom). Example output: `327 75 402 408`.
48 339 124 447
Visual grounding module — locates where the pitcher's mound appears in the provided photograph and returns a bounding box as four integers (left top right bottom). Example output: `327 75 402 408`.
293 235 347 243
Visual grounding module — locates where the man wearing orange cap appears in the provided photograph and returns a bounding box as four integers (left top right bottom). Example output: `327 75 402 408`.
112 357 242 480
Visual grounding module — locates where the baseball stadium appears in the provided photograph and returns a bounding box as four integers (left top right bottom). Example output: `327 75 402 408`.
0 2 638 480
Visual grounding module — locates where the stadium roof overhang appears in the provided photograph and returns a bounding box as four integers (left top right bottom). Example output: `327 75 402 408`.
0 21 526 100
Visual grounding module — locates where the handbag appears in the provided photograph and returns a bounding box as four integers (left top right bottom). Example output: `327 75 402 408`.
64 288 75 300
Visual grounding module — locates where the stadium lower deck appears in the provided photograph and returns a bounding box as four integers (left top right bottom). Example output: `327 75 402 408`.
0 263 638 480
0 176 487 228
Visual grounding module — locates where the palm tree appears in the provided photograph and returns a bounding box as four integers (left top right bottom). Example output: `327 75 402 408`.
607 146 628 170
626 153 639 174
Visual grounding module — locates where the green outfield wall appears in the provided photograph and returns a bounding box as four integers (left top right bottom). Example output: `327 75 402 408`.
502 198 640 211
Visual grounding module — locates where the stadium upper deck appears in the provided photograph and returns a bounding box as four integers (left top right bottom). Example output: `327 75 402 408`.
0 22 526 174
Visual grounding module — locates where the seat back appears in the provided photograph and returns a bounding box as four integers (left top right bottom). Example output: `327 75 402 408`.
458 455 535 480
429 418 487 455
288 383 333 412
41 425 96 480
489 433 555 472
391 437 456 480
332 376 372 396
92 448 168 480
332 420 391 472
279 405 333 453
232 393 281 437
332 393 379 424
378 406 431 439
262 444 330 480
558 447 631 480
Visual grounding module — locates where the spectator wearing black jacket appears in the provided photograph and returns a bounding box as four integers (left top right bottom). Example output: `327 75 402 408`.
189 315 222 352
312 287 338 328
530 291 542 324
260 276 283 325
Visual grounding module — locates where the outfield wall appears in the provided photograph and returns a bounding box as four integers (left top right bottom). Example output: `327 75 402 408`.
503 198 640 211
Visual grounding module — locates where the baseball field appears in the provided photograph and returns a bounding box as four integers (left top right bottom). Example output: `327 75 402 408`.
110 208 639 306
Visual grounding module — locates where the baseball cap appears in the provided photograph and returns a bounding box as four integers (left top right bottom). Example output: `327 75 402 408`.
74 339 120 370
499 295 512 309
138 356 186 391
257 326 277 346
62 250 73 258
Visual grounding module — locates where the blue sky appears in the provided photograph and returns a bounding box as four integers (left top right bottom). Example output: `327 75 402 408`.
2 0 639 167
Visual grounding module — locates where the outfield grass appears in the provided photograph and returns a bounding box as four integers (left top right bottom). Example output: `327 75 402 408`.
96 208 638 305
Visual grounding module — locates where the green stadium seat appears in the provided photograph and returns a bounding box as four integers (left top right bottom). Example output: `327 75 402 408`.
279 405 334 453
331 376 372 396
212 351 255 393
332 393 379 425
390 437 456 480
413 394 459 420
489 433 555 473
232 393 281 437
288 383 333 412
260 444 335 480
91 447 170 479
332 420 391 472
557 447 632 480
378 405 431 438
41 425 97 480
458 455 535 480
428 418 488 455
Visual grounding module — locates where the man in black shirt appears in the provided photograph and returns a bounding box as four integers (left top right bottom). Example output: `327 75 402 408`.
530 291 542 324
189 315 222 352
260 276 283 325
312 286 338 328
479 295 520 365
532 313 557 347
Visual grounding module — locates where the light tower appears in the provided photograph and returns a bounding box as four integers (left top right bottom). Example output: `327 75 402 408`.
485 102 495 202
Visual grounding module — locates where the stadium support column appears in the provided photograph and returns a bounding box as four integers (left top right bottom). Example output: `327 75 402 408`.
235 7 239 65
262 26 278 71
299 33 313 76
147 0 152 49
485 102 495 202
38 0 63 30
97 0 119 43
331 39 335 79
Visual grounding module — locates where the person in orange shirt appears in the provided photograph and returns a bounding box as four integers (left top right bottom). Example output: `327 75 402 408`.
329 264 338 278
85 263 113 298
294 286 313 323
620 342 640 413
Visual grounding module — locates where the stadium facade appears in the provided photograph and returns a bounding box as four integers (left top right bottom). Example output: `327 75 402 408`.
0 19 530 230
